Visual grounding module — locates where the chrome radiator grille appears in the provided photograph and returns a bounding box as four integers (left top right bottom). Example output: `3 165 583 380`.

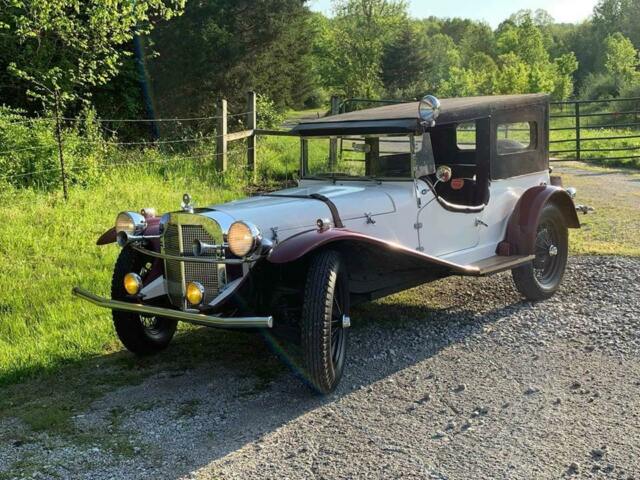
162 220 225 308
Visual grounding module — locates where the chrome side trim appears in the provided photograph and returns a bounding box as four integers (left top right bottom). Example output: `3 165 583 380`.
72 287 273 329
131 244 261 264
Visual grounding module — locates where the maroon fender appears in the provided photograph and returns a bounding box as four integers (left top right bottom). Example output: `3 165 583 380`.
499 186 580 256
96 227 117 245
96 217 161 245
267 228 477 274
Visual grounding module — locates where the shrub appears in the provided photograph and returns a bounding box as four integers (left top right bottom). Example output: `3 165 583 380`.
256 94 285 129
579 72 619 101
0 107 107 191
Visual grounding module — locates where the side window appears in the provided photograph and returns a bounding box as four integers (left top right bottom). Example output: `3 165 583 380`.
456 122 476 150
496 122 537 154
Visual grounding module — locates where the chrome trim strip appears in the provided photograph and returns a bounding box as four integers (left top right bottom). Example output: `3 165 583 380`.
72 287 273 329
131 244 261 264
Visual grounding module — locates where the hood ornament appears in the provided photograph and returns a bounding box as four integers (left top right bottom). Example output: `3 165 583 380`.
181 193 194 213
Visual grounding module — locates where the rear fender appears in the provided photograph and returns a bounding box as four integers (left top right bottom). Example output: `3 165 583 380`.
499 186 580 256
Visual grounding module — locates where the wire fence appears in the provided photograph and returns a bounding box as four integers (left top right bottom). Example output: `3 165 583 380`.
0 107 256 197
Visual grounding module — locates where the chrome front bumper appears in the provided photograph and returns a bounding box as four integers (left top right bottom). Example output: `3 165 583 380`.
72 287 273 329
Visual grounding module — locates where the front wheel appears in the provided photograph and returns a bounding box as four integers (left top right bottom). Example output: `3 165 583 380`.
301 250 349 394
111 247 177 355
512 203 569 301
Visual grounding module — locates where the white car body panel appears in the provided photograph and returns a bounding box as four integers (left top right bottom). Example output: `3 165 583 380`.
206 169 549 265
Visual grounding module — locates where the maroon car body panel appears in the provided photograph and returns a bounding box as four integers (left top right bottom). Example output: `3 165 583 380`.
267 227 477 274
500 186 580 256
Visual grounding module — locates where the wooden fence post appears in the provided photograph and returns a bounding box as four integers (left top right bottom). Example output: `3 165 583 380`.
216 98 228 171
329 95 340 167
247 91 257 182
574 101 581 162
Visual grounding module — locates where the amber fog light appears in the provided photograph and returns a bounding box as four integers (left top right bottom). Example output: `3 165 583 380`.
186 282 205 305
123 273 142 295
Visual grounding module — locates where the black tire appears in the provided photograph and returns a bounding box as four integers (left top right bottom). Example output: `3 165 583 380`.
111 247 177 355
512 203 569 301
301 250 349 394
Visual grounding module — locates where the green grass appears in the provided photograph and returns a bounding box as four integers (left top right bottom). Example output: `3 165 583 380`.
556 161 640 256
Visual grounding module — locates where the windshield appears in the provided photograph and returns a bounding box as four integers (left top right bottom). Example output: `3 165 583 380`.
302 134 426 180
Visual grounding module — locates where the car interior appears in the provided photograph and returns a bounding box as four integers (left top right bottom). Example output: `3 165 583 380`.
423 121 490 210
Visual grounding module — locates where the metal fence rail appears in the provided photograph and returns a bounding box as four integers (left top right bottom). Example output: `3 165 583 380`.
549 97 640 163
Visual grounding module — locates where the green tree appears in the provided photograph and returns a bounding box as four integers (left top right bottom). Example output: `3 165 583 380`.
148 0 317 117
0 0 184 113
604 32 640 87
318 0 408 98
593 0 640 49
381 22 429 98
440 53 498 97
553 52 579 100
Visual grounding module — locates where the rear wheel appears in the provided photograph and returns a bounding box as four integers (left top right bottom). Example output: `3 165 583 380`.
111 247 177 354
301 250 349 394
512 203 568 301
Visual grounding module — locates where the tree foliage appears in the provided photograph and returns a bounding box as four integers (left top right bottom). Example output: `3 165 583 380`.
147 0 315 117
0 0 184 112
1 0 640 123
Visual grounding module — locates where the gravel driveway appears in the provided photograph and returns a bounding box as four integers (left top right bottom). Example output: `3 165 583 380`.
2 255 639 479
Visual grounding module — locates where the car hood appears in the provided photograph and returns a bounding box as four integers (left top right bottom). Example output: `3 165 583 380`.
208 183 396 235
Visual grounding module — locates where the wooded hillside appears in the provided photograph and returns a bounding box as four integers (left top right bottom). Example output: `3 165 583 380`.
1 0 640 121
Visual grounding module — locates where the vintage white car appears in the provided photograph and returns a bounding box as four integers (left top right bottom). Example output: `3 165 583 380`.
74 94 580 393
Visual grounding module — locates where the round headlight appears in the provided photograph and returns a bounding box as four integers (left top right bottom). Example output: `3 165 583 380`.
115 211 147 236
227 221 260 257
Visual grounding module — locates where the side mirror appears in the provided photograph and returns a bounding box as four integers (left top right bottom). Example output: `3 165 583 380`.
435 165 452 183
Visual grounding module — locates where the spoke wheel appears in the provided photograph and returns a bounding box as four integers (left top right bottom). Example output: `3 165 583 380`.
512 203 569 301
301 250 349 394
533 222 563 289
111 247 177 355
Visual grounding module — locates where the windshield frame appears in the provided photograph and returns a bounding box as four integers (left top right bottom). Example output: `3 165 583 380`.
299 133 418 182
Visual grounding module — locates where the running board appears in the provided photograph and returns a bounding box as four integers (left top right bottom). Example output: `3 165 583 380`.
467 254 535 276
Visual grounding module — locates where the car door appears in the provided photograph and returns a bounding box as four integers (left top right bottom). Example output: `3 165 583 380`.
415 179 482 257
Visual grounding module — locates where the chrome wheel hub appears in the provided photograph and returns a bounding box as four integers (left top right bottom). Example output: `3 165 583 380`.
548 245 558 257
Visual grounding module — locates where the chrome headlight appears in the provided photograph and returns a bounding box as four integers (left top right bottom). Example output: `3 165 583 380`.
115 211 147 236
227 221 261 257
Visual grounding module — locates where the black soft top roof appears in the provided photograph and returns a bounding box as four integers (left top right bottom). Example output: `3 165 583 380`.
292 93 550 136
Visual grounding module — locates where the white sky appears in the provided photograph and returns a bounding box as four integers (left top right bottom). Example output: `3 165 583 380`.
310 0 599 27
